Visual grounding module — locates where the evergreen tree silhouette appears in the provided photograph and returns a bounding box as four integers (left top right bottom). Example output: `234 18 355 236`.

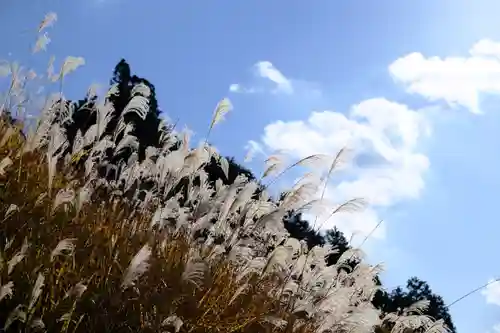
205 156 256 185
283 210 325 249
373 277 456 333
324 227 349 265
64 59 165 166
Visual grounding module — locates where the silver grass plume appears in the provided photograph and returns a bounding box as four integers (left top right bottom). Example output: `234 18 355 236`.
64 282 87 299
33 32 50 53
121 244 152 290
123 95 150 120
219 155 229 180
262 151 287 179
30 318 45 330
46 123 68 192
181 257 206 290
52 188 75 213
4 204 19 219
28 273 44 312
162 315 184 333
50 238 77 262
4 305 26 331
209 97 232 130
0 281 14 302
38 12 57 33
7 238 29 275
58 56 85 80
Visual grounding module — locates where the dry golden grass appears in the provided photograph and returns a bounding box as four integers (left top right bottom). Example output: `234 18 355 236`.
0 121 315 333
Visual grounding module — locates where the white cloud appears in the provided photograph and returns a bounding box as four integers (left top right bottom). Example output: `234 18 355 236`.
482 280 500 333
229 61 293 94
229 84 242 92
481 279 500 306
258 98 430 238
254 61 293 94
244 140 265 162
389 39 500 114
229 83 256 94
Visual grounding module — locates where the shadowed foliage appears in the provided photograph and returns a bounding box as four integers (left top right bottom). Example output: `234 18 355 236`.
64 59 166 166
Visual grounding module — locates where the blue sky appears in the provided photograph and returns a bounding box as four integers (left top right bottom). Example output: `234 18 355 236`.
3 0 500 331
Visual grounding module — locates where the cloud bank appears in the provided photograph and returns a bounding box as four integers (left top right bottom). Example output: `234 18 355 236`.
390 39 500 114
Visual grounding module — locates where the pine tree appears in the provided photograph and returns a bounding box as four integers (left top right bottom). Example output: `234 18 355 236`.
63 58 167 169
324 227 350 265
205 156 256 185
373 277 456 333
282 210 325 249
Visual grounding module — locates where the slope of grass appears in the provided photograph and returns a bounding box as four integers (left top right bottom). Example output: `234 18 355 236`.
0 122 315 333
0 10 451 333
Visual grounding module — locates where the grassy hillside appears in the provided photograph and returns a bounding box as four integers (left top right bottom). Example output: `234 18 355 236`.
0 11 450 333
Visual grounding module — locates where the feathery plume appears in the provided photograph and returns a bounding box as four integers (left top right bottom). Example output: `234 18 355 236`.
4 204 19 219
52 188 75 213
38 12 57 32
51 238 77 262
33 32 51 53
4 305 26 330
0 281 14 302
28 273 44 312
7 238 29 275
209 97 232 130
162 315 184 333
181 258 206 289
64 282 87 299
121 244 152 289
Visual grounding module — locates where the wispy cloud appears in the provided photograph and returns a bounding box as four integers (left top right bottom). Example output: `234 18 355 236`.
244 140 266 162
229 83 257 94
229 61 293 95
229 84 242 92
254 61 293 94
482 279 500 306
390 39 500 114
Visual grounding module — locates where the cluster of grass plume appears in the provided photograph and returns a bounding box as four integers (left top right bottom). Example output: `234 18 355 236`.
0 10 453 333
0 120 313 332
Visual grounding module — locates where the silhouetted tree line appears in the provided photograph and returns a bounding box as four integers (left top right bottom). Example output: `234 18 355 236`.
58 59 456 333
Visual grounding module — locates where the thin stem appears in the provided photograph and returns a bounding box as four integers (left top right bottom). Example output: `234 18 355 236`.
446 278 499 308
0 78 14 115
